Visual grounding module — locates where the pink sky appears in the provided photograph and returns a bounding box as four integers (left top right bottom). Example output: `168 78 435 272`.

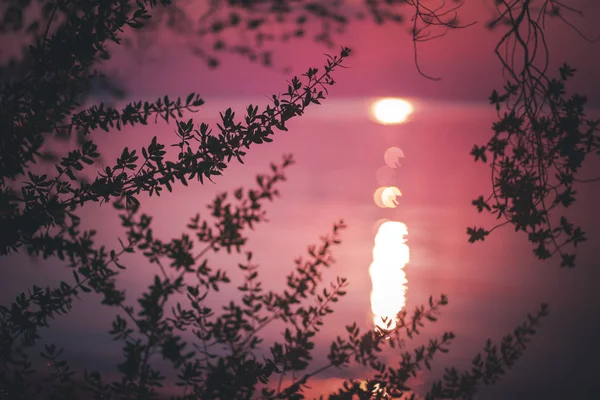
2 1 600 398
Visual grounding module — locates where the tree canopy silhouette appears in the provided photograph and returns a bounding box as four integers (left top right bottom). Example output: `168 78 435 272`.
465 1 599 268
2 0 597 398
3 0 597 265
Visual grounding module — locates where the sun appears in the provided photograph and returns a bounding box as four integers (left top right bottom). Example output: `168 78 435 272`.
371 98 414 125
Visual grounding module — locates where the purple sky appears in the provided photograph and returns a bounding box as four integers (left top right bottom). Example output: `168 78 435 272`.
3 1 600 398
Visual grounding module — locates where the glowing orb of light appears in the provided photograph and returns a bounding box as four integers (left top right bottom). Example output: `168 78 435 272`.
381 186 402 208
371 98 414 125
359 380 415 399
369 221 410 331
384 147 405 168
373 186 402 208
358 381 389 397
373 187 388 208
382 186 402 208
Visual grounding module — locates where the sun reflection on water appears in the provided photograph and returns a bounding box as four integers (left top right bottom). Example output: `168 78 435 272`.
384 146 405 168
373 186 402 208
369 221 409 330
369 98 412 332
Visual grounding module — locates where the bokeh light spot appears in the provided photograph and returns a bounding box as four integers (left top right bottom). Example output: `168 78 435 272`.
373 187 387 208
384 147 405 168
382 186 402 208
373 186 402 208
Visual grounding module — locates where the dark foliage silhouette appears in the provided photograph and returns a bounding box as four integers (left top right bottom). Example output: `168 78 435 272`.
466 1 600 268
4 1 596 265
0 1 566 399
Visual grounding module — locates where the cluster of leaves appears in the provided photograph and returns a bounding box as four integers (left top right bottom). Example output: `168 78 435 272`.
0 8 352 254
424 303 548 400
0 1 551 399
0 0 179 180
0 152 549 399
121 0 409 70
127 0 478 76
0 0 413 73
466 1 600 267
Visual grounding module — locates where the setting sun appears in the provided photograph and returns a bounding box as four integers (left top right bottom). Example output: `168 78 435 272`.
371 98 414 125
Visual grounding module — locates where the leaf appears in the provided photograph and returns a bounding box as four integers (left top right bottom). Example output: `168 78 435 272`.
470 145 488 163
467 226 489 243
560 253 576 268
472 195 491 212
186 92 195 105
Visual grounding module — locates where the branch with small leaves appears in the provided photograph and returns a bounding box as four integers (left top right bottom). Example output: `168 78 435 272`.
0 48 351 256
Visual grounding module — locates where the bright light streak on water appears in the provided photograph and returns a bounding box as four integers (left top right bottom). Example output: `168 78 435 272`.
369 221 409 330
